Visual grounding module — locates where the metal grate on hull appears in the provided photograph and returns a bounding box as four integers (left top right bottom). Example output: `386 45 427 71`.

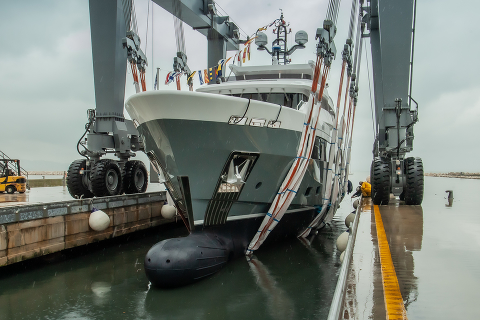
204 152 259 227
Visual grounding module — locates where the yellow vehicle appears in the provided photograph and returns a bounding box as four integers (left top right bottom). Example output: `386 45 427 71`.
0 159 27 194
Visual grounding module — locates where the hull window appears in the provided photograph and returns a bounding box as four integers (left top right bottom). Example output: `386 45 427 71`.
312 137 328 162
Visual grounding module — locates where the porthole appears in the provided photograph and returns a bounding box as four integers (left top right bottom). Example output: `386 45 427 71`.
304 187 312 196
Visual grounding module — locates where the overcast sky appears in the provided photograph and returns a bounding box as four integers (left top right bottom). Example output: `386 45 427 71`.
1 0 478 173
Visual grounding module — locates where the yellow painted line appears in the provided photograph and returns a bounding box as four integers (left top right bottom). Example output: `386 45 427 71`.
373 205 408 320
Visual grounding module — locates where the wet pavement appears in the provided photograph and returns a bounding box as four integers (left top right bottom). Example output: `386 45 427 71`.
0 184 166 208
343 176 480 319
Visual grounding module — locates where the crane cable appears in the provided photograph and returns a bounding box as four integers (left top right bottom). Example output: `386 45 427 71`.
299 63 342 238
248 57 330 252
347 0 358 41
366 45 376 140
343 8 363 153
342 37 365 195
334 0 358 196
326 0 342 24
333 0 360 205
341 14 364 193
300 0 362 237
172 0 193 90
124 0 141 93
173 0 186 54
138 0 150 92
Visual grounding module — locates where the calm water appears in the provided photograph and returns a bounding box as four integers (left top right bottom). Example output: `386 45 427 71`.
0 199 354 319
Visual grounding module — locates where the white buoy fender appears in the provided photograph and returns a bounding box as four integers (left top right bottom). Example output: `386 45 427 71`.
339 251 345 263
336 231 349 252
89 208 110 231
161 205 177 219
353 199 359 209
345 213 355 228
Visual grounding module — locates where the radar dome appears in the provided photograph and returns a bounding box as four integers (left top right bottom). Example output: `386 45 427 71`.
255 32 268 48
295 30 308 46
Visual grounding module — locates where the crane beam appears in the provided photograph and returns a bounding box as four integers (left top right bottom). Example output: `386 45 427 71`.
153 0 242 67
365 0 415 157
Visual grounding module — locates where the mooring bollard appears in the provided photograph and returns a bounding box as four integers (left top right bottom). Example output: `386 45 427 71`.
445 190 453 207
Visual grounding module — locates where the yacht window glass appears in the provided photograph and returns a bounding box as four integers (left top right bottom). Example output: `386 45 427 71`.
312 137 329 161
230 93 308 109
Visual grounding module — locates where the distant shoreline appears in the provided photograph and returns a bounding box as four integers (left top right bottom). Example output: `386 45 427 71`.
25 171 480 179
28 171 65 175
425 172 480 179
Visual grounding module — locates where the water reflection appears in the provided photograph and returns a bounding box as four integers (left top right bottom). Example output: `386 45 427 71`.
247 255 296 320
375 202 424 311
91 281 112 306
0 192 28 204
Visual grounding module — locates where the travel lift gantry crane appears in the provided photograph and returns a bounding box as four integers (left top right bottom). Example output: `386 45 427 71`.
363 0 422 205
67 0 245 198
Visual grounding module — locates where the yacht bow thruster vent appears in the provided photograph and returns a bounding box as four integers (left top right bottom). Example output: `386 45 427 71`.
204 152 259 226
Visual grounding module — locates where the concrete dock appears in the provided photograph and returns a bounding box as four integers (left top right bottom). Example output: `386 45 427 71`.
336 175 480 319
0 190 171 267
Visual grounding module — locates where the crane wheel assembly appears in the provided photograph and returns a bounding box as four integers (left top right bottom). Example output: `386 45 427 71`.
371 157 391 205
124 160 148 194
67 158 149 199
90 159 123 197
404 157 424 205
67 159 94 199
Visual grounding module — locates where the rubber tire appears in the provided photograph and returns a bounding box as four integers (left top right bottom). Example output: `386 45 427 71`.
67 159 94 199
91 159 123 197
6 186 15 194
404 157 424 205
124 160 148 194
371 157 391 205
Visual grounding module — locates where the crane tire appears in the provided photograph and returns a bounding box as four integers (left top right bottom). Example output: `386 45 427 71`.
404 157 424 205
91 159 123 197
371 157 390 205
67 159 94 199
124 160 148 194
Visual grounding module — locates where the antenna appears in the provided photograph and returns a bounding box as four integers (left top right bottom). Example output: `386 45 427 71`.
254 12 308 65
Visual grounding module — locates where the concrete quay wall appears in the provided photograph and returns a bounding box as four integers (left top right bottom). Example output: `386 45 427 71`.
0 192 170 267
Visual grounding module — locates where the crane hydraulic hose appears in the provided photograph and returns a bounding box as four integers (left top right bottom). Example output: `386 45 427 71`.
76 121 92 160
